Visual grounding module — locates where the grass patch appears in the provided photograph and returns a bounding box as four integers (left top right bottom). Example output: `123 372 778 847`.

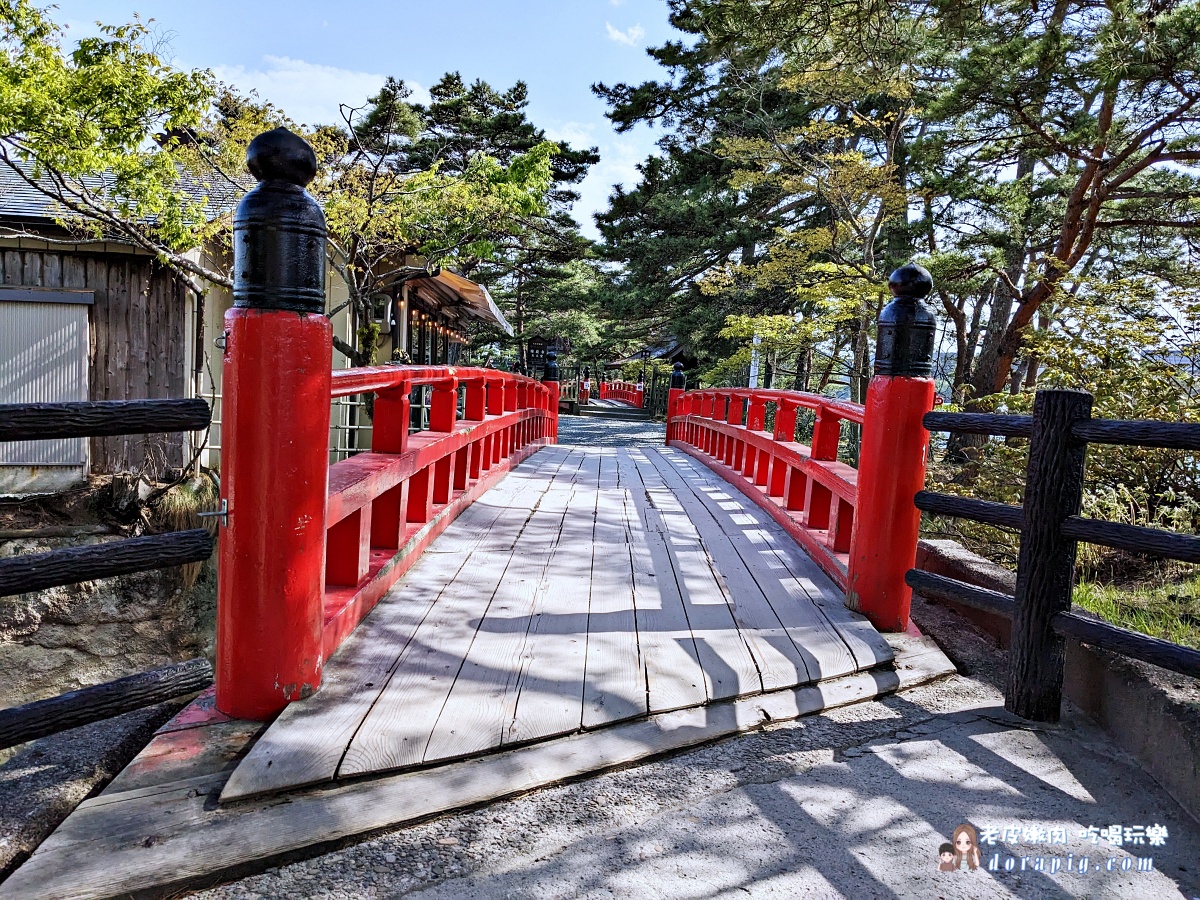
1072 574 1200 651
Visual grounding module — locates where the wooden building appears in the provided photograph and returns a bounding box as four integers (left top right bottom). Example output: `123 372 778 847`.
0 240 196 494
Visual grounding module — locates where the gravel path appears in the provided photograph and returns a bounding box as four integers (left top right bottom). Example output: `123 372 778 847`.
556 414 666 447
192 596 1200 899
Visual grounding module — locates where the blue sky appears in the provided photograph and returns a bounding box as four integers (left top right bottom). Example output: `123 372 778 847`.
51 0 679 237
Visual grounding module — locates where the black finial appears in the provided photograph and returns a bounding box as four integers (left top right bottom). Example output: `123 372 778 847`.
874 263 937 378
888 263 934 300
246 127 318 187
542 350 560 383
671 361 686 389
234 129 327 313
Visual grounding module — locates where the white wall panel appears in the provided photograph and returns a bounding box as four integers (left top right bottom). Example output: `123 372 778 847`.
0 299 89 466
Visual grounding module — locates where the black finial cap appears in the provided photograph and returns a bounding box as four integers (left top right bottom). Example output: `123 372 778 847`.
875 263 937 377
234 128 326 313
246 127 318 187
888 263 933 300
671 361 686 389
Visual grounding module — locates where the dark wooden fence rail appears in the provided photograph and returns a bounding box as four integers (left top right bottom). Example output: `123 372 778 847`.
912 388 1200 721
0 658 213 751
0 397 215 746
0 398 211 441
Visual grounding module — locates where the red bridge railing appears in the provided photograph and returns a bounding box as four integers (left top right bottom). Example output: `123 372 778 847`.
665 267 940 637
324 366 556 645
599 380 644 408
212 128 560 720
666 377 934 635
217 358 557 720
667 387 865 571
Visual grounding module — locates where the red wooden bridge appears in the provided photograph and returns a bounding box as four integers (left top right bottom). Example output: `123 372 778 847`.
1 346 957 898
0 128 959 900
8 129 1198 899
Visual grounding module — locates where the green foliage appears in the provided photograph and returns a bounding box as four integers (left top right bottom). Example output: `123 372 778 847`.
925 280 1200 573
1073 576 1200 651
0 1 224 289
598 0 1200 404
402 74 603 367
0 4 581 360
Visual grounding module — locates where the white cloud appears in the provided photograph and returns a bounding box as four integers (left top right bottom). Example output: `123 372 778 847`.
605 22 645 46
210 56 430 128
609 0 627 5
543 120 658 239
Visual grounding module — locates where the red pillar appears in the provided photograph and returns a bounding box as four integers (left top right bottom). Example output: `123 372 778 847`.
845 263 938 631
216 128 329 720
846 376 935 629
666 388 684 444
544 383 560 444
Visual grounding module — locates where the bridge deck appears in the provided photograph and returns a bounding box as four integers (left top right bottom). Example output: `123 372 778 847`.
223 444 893 800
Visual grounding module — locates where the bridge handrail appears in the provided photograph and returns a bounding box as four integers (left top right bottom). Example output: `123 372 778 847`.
316 365 557 656
673 387 865 425
330 365 550 397
664 387 874 597
598 379 645 408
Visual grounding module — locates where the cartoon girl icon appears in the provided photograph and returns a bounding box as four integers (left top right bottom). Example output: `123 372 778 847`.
952 823 982 871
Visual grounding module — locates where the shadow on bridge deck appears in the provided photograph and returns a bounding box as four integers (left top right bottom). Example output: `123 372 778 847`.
0 446 955 900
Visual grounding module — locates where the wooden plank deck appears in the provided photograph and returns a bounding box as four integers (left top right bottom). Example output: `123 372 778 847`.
0 445 958 900
222 446 894 801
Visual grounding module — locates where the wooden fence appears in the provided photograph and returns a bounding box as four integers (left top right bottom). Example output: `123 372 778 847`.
910 388 1200 721
0 398 215 749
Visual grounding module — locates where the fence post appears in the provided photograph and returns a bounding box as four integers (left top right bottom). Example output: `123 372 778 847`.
217 128 329 720
1007 389 1092 721
542 351 560 443
845 264 938 632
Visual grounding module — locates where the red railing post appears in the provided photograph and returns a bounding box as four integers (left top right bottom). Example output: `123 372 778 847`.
430 377 459 504
217 129 329 720
725 392 745 467
746 394 767 432
846 265 938 631
486 377 505 466
464 377 486 421
770 399 799 498
810 408 841 460
542 352 561 443
370 377 412 552
429 376 458 433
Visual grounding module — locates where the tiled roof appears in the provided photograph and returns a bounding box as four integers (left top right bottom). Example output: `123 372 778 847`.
0 158 245 224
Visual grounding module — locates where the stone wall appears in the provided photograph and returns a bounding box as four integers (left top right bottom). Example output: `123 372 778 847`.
0 534 216 708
